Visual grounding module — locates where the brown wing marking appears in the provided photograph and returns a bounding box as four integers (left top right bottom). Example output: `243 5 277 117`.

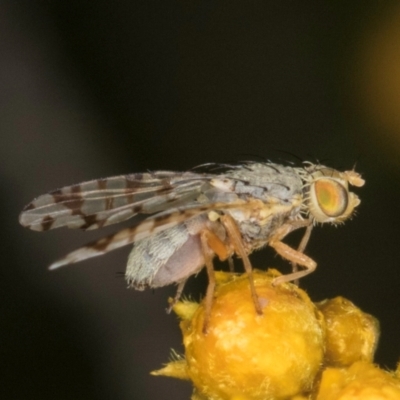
19 173 205 231
48 201 245 270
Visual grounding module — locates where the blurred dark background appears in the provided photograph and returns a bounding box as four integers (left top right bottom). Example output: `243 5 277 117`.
2 1 400 399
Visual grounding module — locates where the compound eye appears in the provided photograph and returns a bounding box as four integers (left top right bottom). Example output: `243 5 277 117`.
313 179 348 218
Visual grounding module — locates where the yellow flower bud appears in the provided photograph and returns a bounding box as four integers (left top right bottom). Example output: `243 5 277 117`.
180 270 325 400
317 297 380 367
316 361 400 400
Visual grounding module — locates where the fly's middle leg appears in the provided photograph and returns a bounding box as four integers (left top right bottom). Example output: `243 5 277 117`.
199 229 221 333
220 214 263 316
200 215 264 332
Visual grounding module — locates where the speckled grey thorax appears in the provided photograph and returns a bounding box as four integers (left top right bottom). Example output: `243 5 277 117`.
217 163 304 246
224 163 303 202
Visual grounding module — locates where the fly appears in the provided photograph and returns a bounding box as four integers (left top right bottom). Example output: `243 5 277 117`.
19 161 364 330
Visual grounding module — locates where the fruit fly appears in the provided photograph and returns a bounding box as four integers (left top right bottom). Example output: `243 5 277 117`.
19 162 364 330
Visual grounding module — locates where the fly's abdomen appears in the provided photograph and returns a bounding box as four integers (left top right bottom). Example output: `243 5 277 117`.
126 221 205 289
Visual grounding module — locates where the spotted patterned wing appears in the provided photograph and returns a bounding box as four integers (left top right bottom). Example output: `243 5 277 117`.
19 171 208 232
48 200 246 269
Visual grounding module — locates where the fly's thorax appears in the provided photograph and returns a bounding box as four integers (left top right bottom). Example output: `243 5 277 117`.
300 165 365 224
238 210 290 250
225 197 301 248
222 163 303 203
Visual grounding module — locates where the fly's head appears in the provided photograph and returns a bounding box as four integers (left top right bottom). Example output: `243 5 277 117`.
300 164 365 225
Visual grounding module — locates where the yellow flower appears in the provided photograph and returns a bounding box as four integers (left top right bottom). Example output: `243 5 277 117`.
152 269 399 400
154 269 325 399
317 297 380 367
316 361 400 400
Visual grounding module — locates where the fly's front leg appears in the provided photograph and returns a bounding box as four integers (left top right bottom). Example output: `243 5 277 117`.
268 220 317 286
291 220 313 285
220 214 262 315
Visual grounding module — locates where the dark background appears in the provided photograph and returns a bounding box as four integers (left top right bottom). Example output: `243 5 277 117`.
2 1 400 399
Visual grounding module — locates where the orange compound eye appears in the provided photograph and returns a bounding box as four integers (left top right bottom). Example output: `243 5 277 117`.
314 179 348 218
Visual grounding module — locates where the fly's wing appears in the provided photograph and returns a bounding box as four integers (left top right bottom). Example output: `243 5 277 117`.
48 201 245 270
20 164 293 270
19 171 209 232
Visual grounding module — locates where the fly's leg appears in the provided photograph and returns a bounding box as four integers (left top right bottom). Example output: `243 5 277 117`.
220 214 262 316
200 226 236 332
166 279 187 314
268 220 317 286
200 216 263 331
227 256 234 272
199 230 219 333
291 221 313 285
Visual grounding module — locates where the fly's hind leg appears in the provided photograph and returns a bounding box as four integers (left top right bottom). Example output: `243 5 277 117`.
220 214 262 316
166 279 187 314
227 256 234 272
167 227 229 331
268 220 317 286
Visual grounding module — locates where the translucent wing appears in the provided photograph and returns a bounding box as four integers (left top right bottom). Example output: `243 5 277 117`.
19 171 210 231
19 162 306 270
48 201 245 269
